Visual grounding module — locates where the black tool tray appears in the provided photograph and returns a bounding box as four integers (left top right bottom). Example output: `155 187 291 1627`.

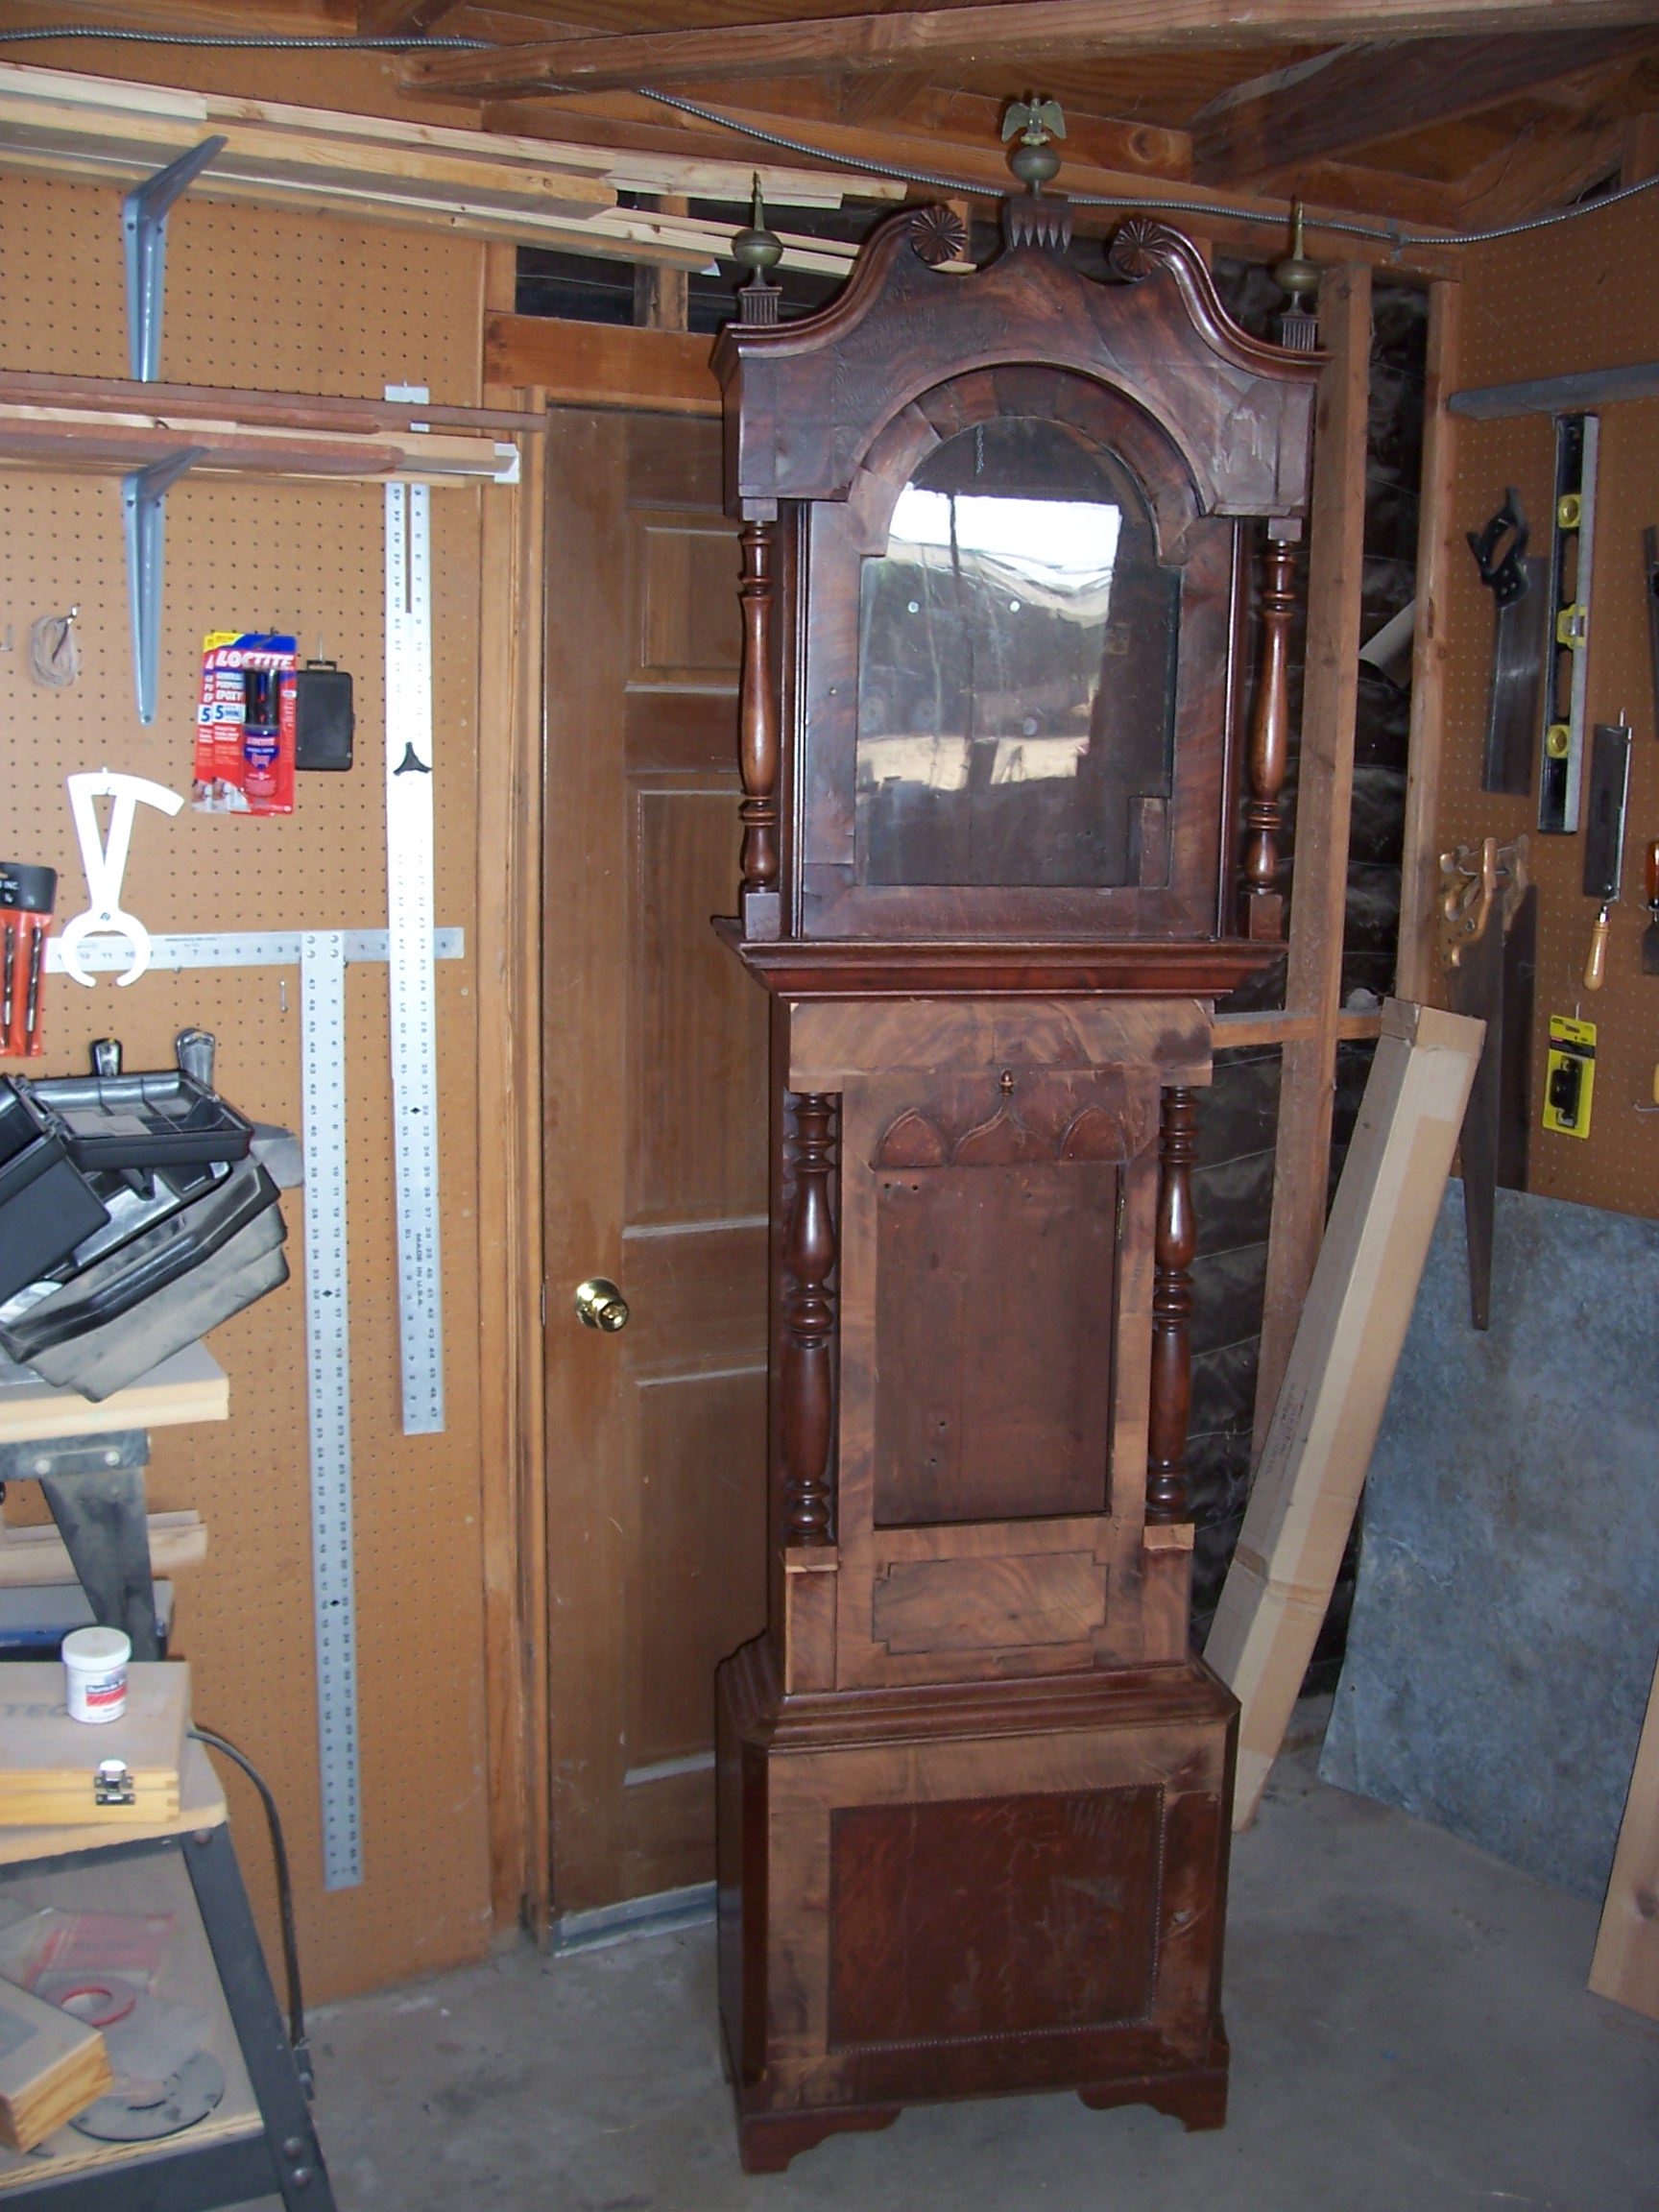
30 1071 254 1170
0 1080 109 1305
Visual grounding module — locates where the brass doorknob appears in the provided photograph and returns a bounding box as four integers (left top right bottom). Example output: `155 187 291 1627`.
574 1278 630 1333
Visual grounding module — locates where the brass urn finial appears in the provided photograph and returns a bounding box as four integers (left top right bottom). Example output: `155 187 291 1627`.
733 172 783 325
1271 203 1320 351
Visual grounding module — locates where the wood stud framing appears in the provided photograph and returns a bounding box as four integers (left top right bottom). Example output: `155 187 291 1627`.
1252 262 1375 1460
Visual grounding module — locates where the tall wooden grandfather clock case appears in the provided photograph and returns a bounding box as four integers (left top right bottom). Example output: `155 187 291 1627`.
711 163 1320 2173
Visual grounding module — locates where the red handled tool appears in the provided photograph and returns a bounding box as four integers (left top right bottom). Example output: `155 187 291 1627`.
0 863 56 1059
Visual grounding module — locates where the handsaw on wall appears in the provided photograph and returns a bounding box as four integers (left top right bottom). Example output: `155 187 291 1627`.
1439 836 1536 1328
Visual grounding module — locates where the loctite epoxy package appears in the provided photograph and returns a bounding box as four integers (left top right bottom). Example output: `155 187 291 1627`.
192 632 298 815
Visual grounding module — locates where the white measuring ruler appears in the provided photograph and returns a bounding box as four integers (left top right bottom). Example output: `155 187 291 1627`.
301 930 360 1891
384 424 445 1438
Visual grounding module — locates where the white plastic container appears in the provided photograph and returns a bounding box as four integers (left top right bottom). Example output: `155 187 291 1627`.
61 1626 130 1724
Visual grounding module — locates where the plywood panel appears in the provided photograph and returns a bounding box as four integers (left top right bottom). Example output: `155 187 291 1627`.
1440 192 1659 1221
0 168 493 2003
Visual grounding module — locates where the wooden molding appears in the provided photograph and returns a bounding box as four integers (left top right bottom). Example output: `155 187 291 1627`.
476 389 551 1941
401 0 1659 100
1590 1645 1659 2020
485 314 720 415
1251 261 1372 1462
1190 30 1659 183
1396 280 1462 1006
1208 1000 1484 1828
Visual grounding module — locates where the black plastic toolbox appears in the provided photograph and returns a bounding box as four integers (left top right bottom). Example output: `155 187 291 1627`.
0 1079 109 1305
30 1070 254 1171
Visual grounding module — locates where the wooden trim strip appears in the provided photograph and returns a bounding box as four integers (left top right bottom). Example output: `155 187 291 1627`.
1590 1645 1659 2020
486 315 721 418
1397 279 1462 1005
1449 359 1659 419
0 371 542 435
1251 261 1373 1460
1214 1009 1385 1048
1209 1000 1483 1827
476 366 551 1943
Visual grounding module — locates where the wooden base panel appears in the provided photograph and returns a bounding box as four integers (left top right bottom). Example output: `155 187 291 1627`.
718 1638 1236 2174
737 2101 902 2175
1077 2030 1230 2129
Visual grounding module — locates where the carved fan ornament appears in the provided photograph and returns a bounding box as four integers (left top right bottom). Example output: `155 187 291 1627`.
1108 218 1170 282
908 203 971 268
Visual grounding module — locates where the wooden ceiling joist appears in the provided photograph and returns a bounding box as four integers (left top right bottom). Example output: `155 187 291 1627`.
399 0 1659 100
1190 29 1659 182
0 60 891 275
356 0 466 32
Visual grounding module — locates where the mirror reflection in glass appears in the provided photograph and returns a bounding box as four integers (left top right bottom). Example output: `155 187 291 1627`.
855 417 1178 890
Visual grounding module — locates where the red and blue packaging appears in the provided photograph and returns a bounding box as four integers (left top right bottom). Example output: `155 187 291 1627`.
193 632 298 815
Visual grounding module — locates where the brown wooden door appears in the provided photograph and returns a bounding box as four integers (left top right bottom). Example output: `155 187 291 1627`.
541 407 770 1914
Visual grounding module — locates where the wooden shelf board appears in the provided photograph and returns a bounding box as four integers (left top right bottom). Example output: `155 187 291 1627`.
0 412 519 487
0 371 541 437
0 1341 228 1445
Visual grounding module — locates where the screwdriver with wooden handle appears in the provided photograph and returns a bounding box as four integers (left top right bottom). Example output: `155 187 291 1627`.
1585 902 1613 990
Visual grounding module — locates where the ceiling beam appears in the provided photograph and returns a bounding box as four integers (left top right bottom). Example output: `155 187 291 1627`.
400 0 1659 100
1450 106 1626 219
1191 28 1658 181
483 84 1465 275
357 0 469 33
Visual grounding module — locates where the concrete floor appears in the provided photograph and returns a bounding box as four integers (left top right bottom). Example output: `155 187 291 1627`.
274 1707 1659 2212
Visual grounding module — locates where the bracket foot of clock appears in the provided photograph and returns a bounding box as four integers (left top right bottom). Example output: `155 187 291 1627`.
716 1635 1236 2174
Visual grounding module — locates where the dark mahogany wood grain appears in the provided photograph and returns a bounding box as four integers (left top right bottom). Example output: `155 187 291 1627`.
715 1631 1239 2173
874 1154 1118 1526
735 517 781 936
1146 1085 1199 1525
710 201 1316 2175
1240 534 1297 939
716 923 1279 999
830 1787 1162 2043
782 1093 837 1544
715 212 1321 521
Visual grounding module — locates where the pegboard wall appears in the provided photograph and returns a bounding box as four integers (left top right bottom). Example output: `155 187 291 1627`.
1438 188 1659 1222
0 168 497 2002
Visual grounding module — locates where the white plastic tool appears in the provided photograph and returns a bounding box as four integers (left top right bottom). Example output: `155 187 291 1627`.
59 768 183 987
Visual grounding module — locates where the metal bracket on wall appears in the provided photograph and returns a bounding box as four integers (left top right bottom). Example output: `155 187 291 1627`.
117 137 224 724
122 136 227 383
122 446 205 728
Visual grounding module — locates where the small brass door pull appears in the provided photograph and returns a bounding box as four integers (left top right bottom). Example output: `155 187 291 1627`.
575 1278 630 1332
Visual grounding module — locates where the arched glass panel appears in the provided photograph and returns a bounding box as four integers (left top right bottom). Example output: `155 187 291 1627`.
854 416 1179 889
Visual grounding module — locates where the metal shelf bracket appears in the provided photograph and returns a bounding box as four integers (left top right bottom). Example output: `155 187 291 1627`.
122 135 227 383
123 445 206 725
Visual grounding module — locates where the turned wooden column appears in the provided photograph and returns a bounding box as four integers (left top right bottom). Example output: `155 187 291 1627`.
1146 1085 1198 1525
737 518 781 939
782 1093 836 1544
1239 528 1297 940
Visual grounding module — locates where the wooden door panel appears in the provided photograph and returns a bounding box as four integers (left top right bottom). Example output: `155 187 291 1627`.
631 1366 768 1770
630 783 768 1227
545 406 766 1915
633 511 744 685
